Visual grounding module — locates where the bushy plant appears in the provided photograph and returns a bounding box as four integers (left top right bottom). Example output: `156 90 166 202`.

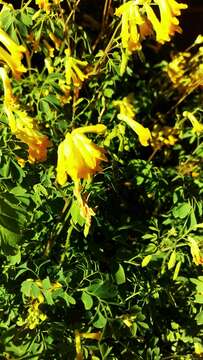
0 1 202 359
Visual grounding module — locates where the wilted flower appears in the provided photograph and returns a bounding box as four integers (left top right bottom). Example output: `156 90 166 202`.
114 97 151 146
56 124 107 185
0 28 27 79
0 67 51 163
183 111 203 134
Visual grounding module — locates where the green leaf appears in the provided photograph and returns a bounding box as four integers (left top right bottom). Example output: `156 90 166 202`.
173 203 191 219
42 277 52 291
88 281 117 299
195 311 203 325
70 200 85 227
41 95 60 108
0 225 20 255
104 88 114 98
44 289 54 305
21 279 33 297
115 264 126 284
0 9 13 29
93 311 107 329
7 249 21 265
63 292 76 305
81 292 93 310
195 294 203 304
31 283 41 298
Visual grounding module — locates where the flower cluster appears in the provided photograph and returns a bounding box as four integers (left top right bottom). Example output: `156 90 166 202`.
0 27 27 79
115 0 188 54
0 67 51 163
167 35 203 92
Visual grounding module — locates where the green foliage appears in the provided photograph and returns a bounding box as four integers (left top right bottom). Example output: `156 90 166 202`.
0 0 203 359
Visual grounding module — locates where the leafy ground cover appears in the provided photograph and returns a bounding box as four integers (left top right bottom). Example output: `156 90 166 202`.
0 1 202 359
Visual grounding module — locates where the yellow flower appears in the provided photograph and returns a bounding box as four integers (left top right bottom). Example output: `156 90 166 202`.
115 1 145 53
56 124 107 236
35 0 50 12
114 97 151 147
0 28 27 79
183 111 203 134
65 48 88 89
0 67 51 163
167 52 190 86
113 96 135 119
16 156 26 168
144 0 187 44
49 32 62 50
188 237 203 266
56 124 107 185
25 300 47 329
151 125 178 150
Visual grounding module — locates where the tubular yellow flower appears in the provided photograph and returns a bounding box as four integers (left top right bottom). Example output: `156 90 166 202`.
0 28 27 79
56 124 107 236
183 111 203 134
113 97 135 118
65 49 88 89
115 1 145 53
0 67 51 163
56 124 107 185
114 97 151 147
144 0 188 44
118 114 151 147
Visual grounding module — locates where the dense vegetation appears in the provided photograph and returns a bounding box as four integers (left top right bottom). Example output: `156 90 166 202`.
0 1 202 359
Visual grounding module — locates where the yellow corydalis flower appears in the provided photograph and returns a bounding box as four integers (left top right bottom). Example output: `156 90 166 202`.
0 67 51 163
0 28 27 79
183 111 203 134
56 124 107 236
144 0 188 44
115 1 145 53
56 124 107 185
65 49 88 89
114 97 151 147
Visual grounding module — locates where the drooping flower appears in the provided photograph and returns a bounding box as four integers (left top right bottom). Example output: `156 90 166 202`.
0 28 27 79
143 0 188 44
56 124 107 185
114 97 151 147
56 124 107 236
0 67 51 163
115 1 145 53
65 48 88 90
183 111 203 134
